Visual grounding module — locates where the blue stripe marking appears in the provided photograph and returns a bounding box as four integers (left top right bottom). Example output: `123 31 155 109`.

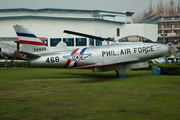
73 62 78 67
80 48 87 55
16 32 37 38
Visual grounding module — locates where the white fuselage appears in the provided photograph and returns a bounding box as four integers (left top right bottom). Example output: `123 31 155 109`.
30 42 169 68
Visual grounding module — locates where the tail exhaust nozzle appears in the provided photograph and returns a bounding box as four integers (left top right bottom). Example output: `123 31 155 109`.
14 51 23 58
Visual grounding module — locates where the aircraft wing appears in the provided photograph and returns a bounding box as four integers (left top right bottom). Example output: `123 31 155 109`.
64 30 115 42
166 57 180 60
75 58 139 69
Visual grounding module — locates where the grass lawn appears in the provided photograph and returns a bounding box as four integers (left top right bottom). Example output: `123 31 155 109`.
0 68 180 119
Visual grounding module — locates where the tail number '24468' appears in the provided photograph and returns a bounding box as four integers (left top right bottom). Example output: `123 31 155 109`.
46 56 60 63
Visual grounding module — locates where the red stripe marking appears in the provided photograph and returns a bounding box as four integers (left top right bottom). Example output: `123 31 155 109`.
20 40 46 46
74 63 116 69
74 65 100 69
71 48 79 55
64 60 71 68
13 37 47 41
64 48 79 68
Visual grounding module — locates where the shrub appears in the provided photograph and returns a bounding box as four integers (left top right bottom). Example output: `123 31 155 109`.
0 61 30 68
155 63 180 75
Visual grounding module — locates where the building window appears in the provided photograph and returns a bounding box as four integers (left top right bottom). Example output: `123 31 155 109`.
96 40 102 46
164 30 172 33
158 30 162 34
50 38 61 46
76 38 87 46
89 38 94 46
63 38 74 46
174 30 180 36
117 28 120 36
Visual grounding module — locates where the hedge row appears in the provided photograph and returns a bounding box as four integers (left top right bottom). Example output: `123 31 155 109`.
154 63 180 75
127 62 180 75
0 61 30 68
161 67 180 75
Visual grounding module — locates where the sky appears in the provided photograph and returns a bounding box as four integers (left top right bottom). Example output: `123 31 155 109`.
0 0 178 16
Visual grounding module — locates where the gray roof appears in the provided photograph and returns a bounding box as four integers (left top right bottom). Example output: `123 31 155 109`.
0 8 133 24
0 8 129 15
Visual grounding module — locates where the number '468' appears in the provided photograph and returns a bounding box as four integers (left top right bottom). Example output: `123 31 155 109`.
46 56 59 63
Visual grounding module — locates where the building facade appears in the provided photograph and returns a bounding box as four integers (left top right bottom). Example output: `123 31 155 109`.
135 12 180 43
0 8 158 48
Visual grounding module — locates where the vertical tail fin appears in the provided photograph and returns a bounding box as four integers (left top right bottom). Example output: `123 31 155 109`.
13 24 49 53
168 43 180 57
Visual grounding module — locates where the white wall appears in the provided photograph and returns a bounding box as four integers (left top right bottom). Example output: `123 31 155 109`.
0 18 158 48
121 24 158 41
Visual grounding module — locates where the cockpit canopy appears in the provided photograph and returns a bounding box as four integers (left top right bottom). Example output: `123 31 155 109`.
118 35 153 42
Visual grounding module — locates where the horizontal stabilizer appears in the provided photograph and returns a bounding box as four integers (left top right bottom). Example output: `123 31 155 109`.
75 58 139 69
17 51 40 58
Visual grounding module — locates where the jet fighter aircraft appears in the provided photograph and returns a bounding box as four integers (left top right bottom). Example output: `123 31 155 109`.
0 41 24 61
13 24 176 78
